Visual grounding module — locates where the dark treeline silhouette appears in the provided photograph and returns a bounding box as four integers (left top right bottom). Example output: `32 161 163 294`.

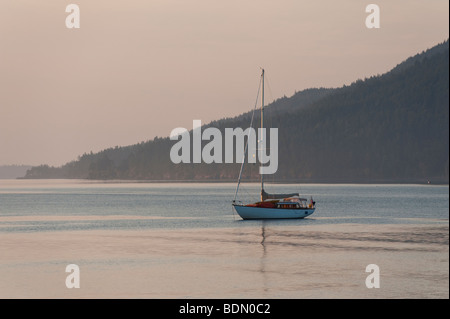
23 40 449 183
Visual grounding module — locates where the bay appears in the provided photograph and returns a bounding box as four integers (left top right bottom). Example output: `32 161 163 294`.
0 180 448 299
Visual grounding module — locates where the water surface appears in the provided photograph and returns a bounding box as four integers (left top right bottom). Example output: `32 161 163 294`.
0 180 448 298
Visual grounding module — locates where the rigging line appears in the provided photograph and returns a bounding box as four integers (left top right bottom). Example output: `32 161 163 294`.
233 72 263 202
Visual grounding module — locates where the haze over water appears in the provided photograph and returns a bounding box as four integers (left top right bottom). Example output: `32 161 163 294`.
0 180 448 298
1 1 448 166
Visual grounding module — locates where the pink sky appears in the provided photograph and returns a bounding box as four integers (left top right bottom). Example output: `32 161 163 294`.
0 0 448 166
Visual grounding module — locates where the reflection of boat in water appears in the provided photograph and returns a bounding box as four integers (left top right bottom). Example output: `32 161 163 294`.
232 69 316 220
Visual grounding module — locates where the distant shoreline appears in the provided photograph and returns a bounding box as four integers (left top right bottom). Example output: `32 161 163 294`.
0 165 32 180
11 177 449 185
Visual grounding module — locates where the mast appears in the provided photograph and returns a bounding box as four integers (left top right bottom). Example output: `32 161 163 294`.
233 70 263 203
260 68 265 201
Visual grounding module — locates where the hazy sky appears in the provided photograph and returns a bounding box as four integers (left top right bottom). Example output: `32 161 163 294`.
0 0 448 166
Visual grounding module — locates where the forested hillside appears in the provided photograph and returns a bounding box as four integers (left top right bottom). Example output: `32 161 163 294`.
23 40 449 183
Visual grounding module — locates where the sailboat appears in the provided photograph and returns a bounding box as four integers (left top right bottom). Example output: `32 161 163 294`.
232 69 316 220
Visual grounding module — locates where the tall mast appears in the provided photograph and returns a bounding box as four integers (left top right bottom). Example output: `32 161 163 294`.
260 68 265 199
233 70 263 203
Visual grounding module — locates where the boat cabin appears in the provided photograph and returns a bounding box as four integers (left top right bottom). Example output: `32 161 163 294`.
276 197 309 209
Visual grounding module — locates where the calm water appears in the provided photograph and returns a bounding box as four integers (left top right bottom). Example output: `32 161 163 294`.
0 180 448 231
0 180 448 298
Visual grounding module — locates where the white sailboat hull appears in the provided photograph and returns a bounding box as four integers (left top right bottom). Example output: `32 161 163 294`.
233 204 315 220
